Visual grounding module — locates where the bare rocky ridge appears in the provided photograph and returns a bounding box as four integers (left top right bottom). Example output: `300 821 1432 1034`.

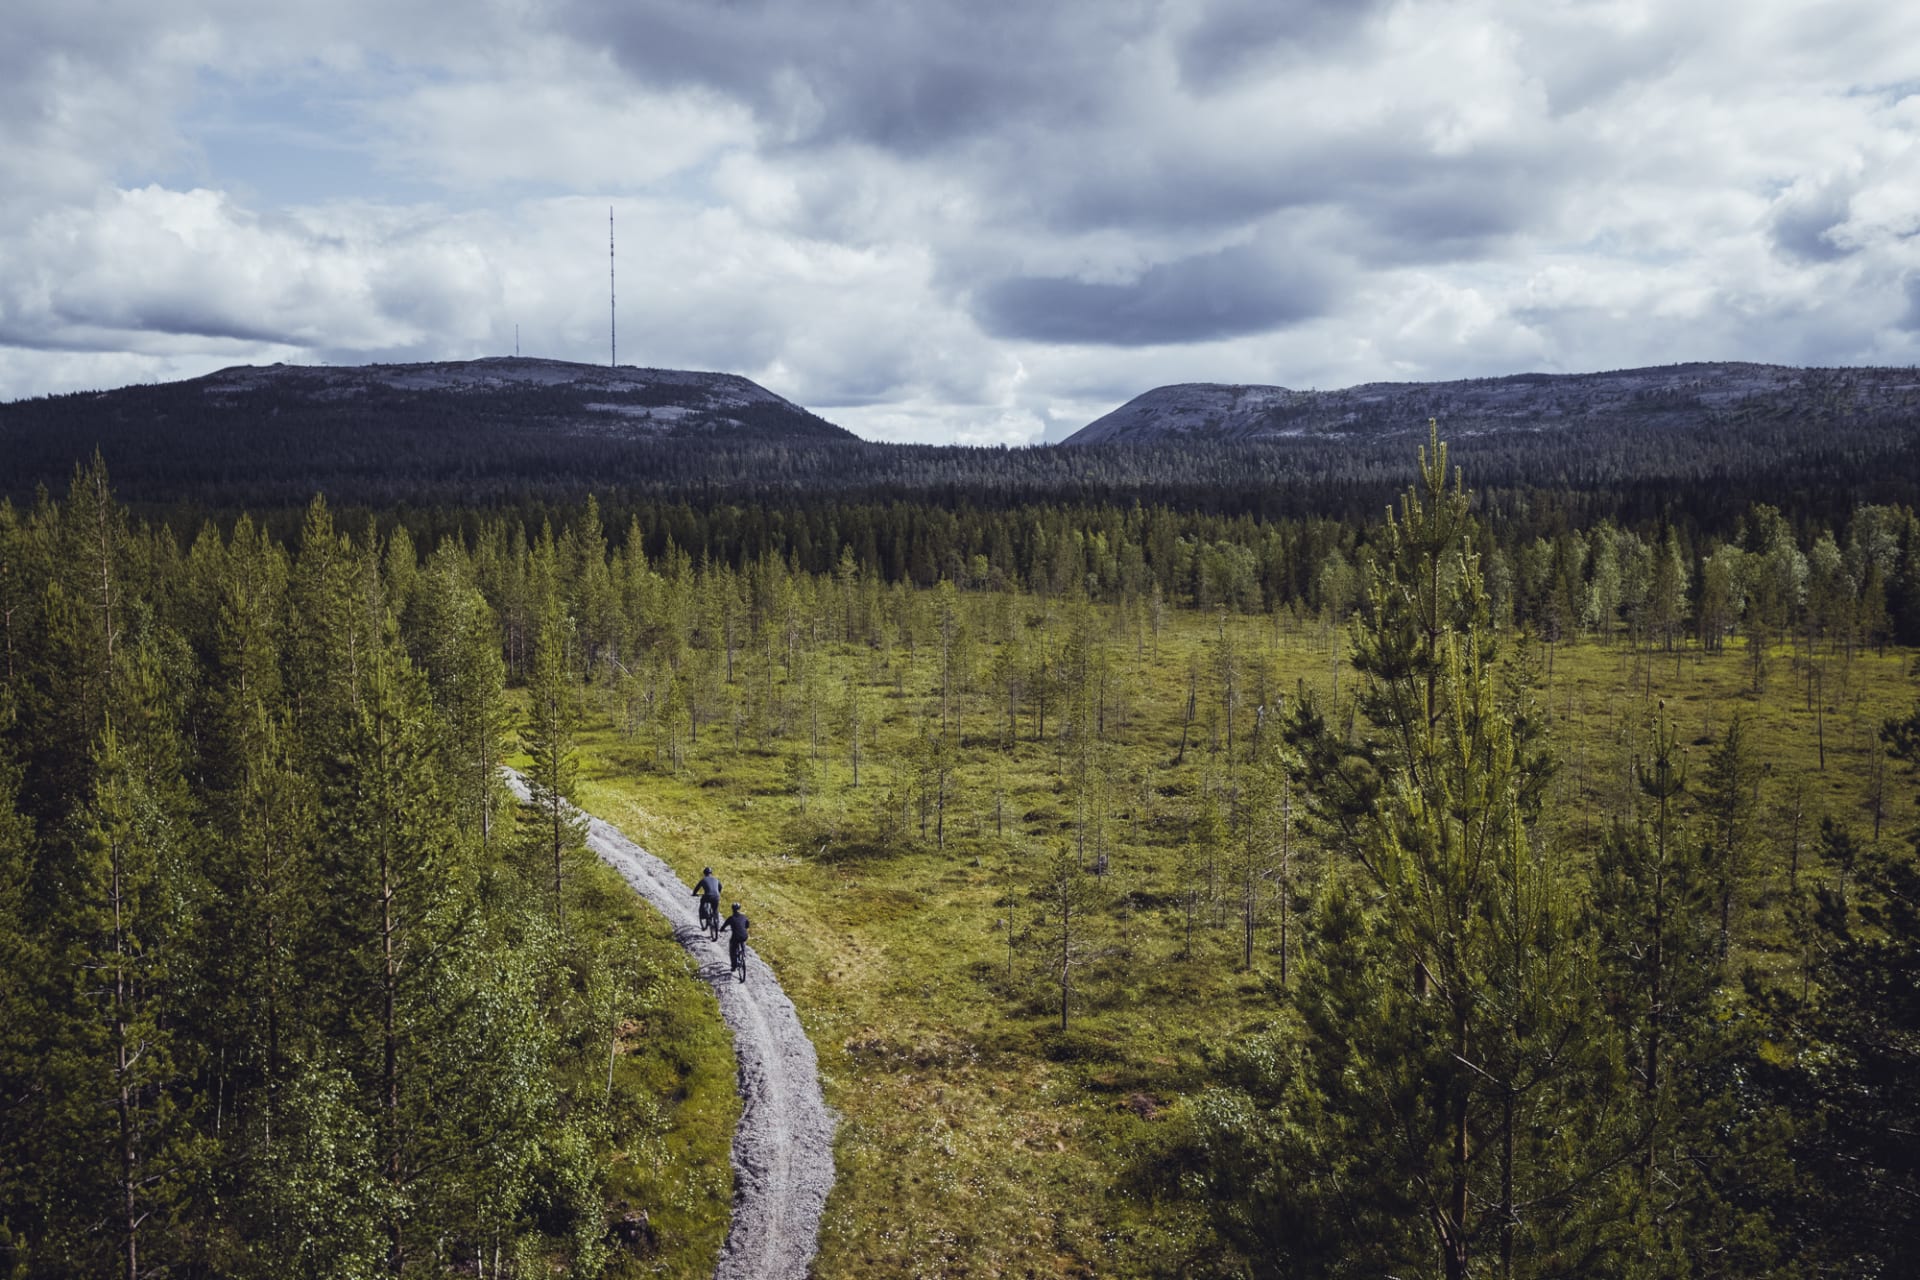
189 356 854 440
504 772 837 1280
1063 361 1920 444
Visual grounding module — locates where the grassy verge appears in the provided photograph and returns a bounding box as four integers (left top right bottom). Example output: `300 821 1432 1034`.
506 746 740 1279
585 855 739 1279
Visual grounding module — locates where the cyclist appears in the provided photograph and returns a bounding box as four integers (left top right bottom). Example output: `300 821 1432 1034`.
693 868 722 937
721 902 751 980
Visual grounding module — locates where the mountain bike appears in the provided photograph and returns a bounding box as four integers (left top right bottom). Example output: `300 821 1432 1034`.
699 897 719 942
730 943 748 984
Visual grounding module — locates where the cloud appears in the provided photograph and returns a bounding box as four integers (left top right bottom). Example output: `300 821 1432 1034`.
974 240 1334 346
553 0 1157 153
1900 275 1920 332
1770 180 1858 263
4 0 1920 438
0 187 479 356
1173 0 1390 88
375 69 755 193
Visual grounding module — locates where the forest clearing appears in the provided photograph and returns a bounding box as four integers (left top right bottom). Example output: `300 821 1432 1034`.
559 528 1916 1277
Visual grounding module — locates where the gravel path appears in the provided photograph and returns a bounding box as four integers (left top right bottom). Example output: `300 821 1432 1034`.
504 773 837 1280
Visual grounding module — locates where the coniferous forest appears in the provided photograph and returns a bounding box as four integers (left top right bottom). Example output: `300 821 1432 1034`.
4 422 1920 1277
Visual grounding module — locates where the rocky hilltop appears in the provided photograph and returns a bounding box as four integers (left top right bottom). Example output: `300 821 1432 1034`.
174 356 853 441
0 356 852 504
1063 362 1920 444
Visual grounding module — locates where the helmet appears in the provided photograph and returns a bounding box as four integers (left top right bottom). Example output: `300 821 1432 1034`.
731 903 741 913
703 867 713 876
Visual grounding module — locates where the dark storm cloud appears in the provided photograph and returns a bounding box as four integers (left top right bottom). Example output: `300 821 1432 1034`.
1770 183 1856 263
1174 0 1388 87
552 0 1532 351
140 302 311 346
554 0 1155 152
556 0 1414 155
0 317 289 354
1345 165 1556 264
1900 275 1920 332
973 242 1332 346
78 304 296 347
1019 131 1562 259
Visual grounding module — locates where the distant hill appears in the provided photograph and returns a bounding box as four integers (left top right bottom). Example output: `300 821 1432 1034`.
0 356 853 504
1063 362 1920 444
3 357 1916 526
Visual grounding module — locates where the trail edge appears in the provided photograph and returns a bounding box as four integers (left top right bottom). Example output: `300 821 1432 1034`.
504 770 838 1280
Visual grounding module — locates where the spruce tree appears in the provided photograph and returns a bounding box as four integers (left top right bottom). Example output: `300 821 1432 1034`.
53 639 207 1280
417 541 510 851
306 621 471 1273
0 696 44 1274
521 600 587 930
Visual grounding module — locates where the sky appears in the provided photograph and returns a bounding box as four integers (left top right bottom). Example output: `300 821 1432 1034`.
3 1 1919 444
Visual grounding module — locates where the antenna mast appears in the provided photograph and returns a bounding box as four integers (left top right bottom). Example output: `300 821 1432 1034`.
609 206 617 369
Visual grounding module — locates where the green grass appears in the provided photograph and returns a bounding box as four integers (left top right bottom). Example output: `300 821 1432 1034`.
503 743 740 1279
563 606 1918 1277
579 853 739 1279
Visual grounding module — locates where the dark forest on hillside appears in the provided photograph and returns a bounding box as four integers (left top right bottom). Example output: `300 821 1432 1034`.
4 372 1917 528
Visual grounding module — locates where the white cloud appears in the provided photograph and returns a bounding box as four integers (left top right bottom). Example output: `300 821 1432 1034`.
378 64 755 192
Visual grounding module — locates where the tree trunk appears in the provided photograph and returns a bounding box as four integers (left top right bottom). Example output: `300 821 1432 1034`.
1499 1087 1516 1279
1279 772 1291 988
1059 888 1071 1031
551 787 565 930
382 825 403 1274
1446 1002 1470 1280
112 840 139 1280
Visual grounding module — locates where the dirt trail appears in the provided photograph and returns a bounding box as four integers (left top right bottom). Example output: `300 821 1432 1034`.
504 772 836 1280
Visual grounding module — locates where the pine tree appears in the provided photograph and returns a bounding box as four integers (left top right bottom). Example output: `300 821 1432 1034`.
1592 714 1705 1173
1033 842 1107 1030
838 677 870 786
1226 731 1311 981
1760 815 1920 1276
1214 426 1612 1279
568 495 617 675
1698 712 1761 956
285 497 371 751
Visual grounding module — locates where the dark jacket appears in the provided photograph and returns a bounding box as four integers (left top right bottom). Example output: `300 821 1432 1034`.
722 911 750 945
694 874 721 904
